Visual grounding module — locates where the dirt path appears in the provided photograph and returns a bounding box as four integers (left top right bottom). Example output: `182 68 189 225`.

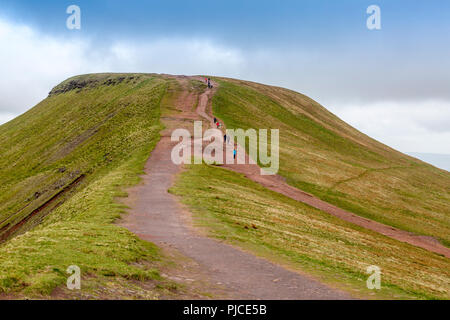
197 79 450 259
120 78 351 299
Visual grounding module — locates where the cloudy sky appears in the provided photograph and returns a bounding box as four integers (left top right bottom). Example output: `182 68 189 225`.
1 0 449 169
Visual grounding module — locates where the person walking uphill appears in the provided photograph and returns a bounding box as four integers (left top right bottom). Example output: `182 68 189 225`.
233 147 237 160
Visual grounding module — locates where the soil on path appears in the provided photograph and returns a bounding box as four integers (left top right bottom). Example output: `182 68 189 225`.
119 77 351 299
197 78 450 259
121 75 448 300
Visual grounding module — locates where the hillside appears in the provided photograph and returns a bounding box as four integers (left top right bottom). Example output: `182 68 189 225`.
212 78 450 246
0 73 448 299
169 77 450 299
0 73 175 296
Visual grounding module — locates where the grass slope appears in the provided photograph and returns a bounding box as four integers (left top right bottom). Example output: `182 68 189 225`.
0 73 168 295
212 78 450 246
1 73 448 299
171 164 450 299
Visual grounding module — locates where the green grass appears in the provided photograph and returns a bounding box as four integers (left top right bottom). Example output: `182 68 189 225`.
0 73 169 295
0 158 162 295
212 78 450 246
171 163 450 300
1 72 449 299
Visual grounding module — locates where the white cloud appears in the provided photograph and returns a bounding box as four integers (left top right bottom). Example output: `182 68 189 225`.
327 100 450 154
0 112 15 124
105 39 244 75
0 17 449 157
0 18 244 116
0 18 90 114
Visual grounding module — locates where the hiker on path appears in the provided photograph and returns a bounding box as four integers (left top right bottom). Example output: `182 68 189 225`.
216 121 220 128
224 134 227 143
214 117 217 124
233 148 237 160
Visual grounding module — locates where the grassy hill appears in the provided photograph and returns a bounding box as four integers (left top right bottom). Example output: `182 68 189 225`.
0 73 172 296
0 73 448 299
172 163 449 299
169 76 449 299
212 78 450 246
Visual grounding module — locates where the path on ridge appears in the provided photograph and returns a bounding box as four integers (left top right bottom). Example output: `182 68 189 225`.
120 77 351 299
196 78 450 259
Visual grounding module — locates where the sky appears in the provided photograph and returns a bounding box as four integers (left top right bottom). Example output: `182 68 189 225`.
0 0 449 169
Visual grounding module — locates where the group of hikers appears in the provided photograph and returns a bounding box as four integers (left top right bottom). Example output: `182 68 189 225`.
205 77 213 89
204 78 236 160
213 117 237 159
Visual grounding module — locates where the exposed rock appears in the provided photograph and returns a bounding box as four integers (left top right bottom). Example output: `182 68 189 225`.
48 76 136 96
